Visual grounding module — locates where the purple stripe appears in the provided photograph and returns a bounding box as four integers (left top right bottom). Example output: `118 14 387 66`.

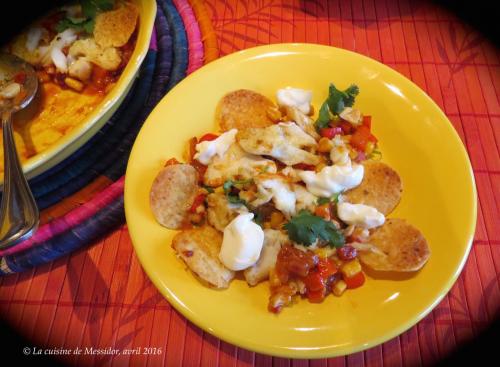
150 25 158 51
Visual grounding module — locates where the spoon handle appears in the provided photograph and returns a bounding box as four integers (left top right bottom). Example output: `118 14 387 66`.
0 110 39 249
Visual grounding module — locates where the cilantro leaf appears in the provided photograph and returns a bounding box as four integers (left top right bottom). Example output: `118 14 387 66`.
55 17 94 33
342 84 359 108
227 195 247 205
59 0 114 34
202 185 215 194
316 197 331 205
314 101 331 130
314 83 360 130
283 210 345 248
223 179 252 206
83 18 95 34
316 192 343 206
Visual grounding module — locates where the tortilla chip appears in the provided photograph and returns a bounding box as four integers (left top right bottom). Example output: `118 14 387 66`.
343 161 402 215
358 218 430 272
149 164 198 229
172 226 235 288
216 89 281 132
93 2 139 48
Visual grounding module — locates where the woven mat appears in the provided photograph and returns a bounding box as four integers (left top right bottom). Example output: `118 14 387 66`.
0 0 499 365
0 0 207 274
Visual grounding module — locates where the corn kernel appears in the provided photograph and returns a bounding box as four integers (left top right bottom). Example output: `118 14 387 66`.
348 149 357 159
340 259 362 278
365 141 375 155
314 247 335 259
270 211 285 229
332 280 347 296
64 77 84 92
317 137 333 153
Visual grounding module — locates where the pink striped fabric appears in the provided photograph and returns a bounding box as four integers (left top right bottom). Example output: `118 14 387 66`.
0 177 125 257
173 0 204 73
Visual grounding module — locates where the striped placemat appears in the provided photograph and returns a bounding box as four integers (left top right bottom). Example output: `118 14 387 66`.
0 0 207 274
0 1 498 366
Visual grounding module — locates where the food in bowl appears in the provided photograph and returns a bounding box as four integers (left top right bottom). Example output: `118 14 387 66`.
0 0 139 174
149 83 430 313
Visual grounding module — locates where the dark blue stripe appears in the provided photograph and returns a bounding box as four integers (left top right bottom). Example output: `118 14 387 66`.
160 0 188 91
1 196 124 274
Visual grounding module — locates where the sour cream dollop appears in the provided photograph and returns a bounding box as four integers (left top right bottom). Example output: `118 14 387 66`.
219 213 265 271
337 202 385 229
276 87 312 115
299 164 364 197
194 129 237 165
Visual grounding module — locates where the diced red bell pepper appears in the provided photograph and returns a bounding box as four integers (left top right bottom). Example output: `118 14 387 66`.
293 163 316 171
191 160 207 183
164 157 180 167
339 121 354 134
344 271 366 289
199 133 219 142
320 127 343 139
14 72 26 84
350 126 377 152
362 115 372 129
188 137 198 161
307 289 326 303
189 194 206 213
317 258 338 278
303 271 325 292
314 203 331 220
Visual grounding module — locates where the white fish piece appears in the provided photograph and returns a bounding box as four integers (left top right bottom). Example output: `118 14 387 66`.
237 122 320 166
194 129 237 165
253 175 296 218
276 87 312 114
204 143 277 187
244 229 289 286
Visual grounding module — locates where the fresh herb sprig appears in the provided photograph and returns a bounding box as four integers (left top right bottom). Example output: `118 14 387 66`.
315 83 360 130
56 0 114 34
222 179 252 205
283 210 345 248
316 191 343 206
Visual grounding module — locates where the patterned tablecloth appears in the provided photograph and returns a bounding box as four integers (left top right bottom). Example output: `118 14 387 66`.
1 0 499 366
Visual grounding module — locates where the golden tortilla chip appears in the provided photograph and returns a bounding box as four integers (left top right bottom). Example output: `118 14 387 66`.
216 89 281 132
149 164 199 229
93 2 139 48
358 218 430 272
343 161 402 215
172 226 235 288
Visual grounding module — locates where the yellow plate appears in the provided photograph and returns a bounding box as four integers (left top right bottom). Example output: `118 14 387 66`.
124 44 477 358
17 0 156 181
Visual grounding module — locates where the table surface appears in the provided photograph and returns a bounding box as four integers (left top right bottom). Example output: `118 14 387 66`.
1 0 499 366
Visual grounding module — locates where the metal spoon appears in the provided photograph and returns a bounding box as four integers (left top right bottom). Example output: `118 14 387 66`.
0 53 39 250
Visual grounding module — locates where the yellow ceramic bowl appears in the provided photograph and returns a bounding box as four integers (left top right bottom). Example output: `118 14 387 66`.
124 44 477 358
18 0 156 180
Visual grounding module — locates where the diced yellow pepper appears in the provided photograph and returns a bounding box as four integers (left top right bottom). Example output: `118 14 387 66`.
340 259 362 278
332 280 347 296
